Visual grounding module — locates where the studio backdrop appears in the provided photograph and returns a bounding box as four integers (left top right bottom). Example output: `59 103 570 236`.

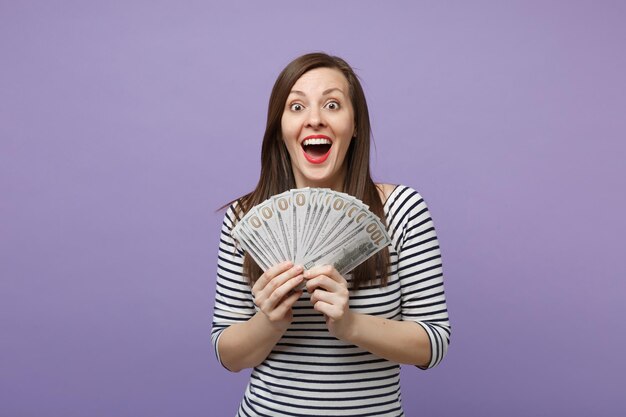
1 1 625 416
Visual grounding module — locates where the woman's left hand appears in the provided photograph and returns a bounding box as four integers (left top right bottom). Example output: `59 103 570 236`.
304 265 355 340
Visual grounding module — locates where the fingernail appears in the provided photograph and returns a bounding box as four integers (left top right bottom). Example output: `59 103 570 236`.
294 264 303 272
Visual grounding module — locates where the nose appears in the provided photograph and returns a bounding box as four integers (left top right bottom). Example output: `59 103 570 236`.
305 107 325 129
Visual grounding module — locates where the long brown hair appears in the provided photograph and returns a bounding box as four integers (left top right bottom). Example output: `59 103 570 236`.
231 52 389 290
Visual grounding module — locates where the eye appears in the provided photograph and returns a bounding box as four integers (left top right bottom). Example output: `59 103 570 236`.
325 101 340 110
289 103 304 112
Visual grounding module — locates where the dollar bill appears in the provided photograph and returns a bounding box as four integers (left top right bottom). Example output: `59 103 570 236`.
302 215 390 274
272 191 293 260
231 188 390 275
293 188 311 264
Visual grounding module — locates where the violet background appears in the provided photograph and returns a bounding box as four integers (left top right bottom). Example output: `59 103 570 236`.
1 1 625 416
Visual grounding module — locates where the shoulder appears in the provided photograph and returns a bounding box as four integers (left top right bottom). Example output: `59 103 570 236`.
221 200 245 231
376 183 424 206
382 185 436 248
375 183 399 205
381 184 430 220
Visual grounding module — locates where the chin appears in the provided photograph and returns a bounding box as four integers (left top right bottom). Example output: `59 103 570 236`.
303 170 341 188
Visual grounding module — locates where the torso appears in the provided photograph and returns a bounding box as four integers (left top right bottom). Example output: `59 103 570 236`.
213 184 449 417
237 185 412 416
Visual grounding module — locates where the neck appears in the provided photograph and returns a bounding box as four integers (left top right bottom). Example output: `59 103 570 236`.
294 169 346 191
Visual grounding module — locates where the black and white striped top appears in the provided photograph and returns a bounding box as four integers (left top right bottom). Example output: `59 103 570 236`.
211 185 451 416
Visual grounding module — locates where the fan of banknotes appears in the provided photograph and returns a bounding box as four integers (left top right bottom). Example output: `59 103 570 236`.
231 188 391 275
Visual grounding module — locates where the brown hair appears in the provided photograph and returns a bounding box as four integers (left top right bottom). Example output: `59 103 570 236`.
231 52 389 290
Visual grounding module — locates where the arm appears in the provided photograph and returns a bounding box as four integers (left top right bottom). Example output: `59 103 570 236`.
210 206 303 372
217 309 290 372
394 189 451 369
332 311 432 367
217 262 304 372
305 266 432 366
305 188 451 369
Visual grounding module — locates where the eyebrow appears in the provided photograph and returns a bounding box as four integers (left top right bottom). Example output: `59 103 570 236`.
289 87 346 96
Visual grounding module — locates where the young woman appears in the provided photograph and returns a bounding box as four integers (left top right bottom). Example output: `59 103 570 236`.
211 53 451 416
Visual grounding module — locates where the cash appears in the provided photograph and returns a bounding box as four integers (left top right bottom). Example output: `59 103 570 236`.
231 188 391 276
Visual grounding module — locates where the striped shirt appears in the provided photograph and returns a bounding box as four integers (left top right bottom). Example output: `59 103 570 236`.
211 185 451 416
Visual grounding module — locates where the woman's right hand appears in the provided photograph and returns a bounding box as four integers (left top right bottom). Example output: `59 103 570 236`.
251 261 304 332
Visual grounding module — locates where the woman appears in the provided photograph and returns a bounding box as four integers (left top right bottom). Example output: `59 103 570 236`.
211 53 451 416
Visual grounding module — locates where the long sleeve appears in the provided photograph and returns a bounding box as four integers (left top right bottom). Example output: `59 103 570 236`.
210 204 256 369
389 186 451 369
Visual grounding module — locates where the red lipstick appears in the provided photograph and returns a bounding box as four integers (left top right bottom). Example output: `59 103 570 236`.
303 147 331 164
301 135 333 164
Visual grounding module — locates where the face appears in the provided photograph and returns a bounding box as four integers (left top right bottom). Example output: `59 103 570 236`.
281 67 355 190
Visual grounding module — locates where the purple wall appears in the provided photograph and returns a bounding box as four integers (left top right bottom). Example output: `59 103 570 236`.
2 1 625 416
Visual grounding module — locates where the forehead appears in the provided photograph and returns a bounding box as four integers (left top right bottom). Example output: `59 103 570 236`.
290 67 349 94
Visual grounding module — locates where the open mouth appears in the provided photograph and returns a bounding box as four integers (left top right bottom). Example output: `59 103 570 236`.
301 136 332 163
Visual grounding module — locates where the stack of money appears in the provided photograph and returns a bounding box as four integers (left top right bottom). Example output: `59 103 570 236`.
231 188 391 275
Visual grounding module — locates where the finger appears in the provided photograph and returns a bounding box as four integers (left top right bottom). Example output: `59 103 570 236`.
270 290 303 320
262 274 304 311
311 289 343 305
262 265 304 298
306 275 344 294
312 300 341 319
304 265 347 285
255 266 303 310
311 290 349 317
252 261 293 296
303 264 329 278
